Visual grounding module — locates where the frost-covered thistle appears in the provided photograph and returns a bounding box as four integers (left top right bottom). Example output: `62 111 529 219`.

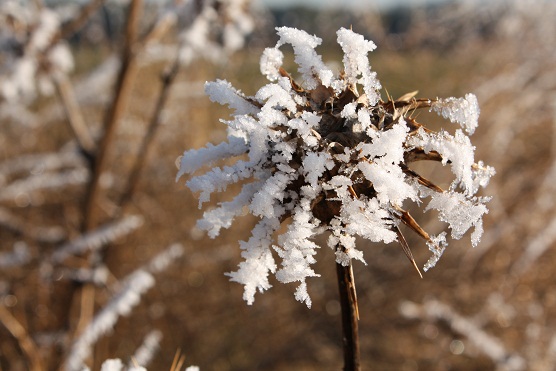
176 27 494 308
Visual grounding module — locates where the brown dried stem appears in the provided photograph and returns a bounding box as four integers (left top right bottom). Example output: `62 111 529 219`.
119 56 181 210
54 74 96 160
0 305 43 371
336 242 361 371
83 0 143 231
57 0 107 43
69 0 143 364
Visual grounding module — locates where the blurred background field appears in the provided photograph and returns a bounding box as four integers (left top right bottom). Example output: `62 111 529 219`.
1 0 555 370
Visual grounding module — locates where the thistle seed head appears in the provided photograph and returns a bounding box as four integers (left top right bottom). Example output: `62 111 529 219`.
177 27 494 307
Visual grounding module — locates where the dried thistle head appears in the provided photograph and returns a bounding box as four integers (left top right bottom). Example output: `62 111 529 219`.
177 27 494 307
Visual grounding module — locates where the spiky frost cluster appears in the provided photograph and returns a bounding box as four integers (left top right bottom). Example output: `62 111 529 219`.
0 1 73 102
177 27 494 307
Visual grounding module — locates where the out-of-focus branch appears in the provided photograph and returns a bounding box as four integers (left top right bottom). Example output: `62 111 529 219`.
400 299 526 371
68 1 144 365
119 56 181 209
0 207 66 243
83 0 143 231
54 74 96 160
58 0 107 42
0 305 44 371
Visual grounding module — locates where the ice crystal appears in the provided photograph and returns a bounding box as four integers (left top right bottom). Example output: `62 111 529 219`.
177 27 494 307
432 93 480 135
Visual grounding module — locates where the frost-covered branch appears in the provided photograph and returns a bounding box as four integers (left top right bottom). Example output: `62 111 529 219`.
0 150 84 184
65 244 184 370
0 2 74 103
128 330 162 368
0 168 89 202
400 299 526 371
0 242 30 269
52 215 144 263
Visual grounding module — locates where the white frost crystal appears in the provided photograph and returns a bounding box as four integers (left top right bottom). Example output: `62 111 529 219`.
177 27 493 307
432 93 480 135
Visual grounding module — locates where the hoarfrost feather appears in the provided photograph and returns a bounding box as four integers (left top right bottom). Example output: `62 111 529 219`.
336 28 381 105
176 137 248 180
425 191 488 244
260 47 284 81
432 93 480 135
198 181 262 237
227 218 280 305
205 80 260 116
275 27 334 89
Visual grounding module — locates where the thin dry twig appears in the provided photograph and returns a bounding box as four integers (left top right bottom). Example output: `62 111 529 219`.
119 55 181 209
54 74 96 159
83 0 143 231
170 348 187 371
0 305 44 371
68 1 144 365
58 0 107 42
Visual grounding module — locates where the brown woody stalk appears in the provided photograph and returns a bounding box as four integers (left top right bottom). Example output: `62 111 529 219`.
83 0 143 231
0 305 43 371
336 257 361 371
54 74 96 160
68 0 143 365
119 56 181 210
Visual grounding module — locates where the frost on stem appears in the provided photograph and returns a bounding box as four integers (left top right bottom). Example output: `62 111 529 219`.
177 27 494 307
66 244 184 370
0 2 73 103
172 0 255 65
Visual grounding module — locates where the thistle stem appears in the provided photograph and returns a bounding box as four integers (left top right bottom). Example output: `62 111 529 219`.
336 260 361 371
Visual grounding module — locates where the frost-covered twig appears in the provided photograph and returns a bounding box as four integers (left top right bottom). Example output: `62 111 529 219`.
0 150 84 184
400 299 526 371
66 269 154 370
65 243 183 370
51 215 144 263
128 330 162 368
0 168 89 203
0 242 30 268
147 243 185 274
172 0 254 65
0 2 74 103
511 217 556 276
